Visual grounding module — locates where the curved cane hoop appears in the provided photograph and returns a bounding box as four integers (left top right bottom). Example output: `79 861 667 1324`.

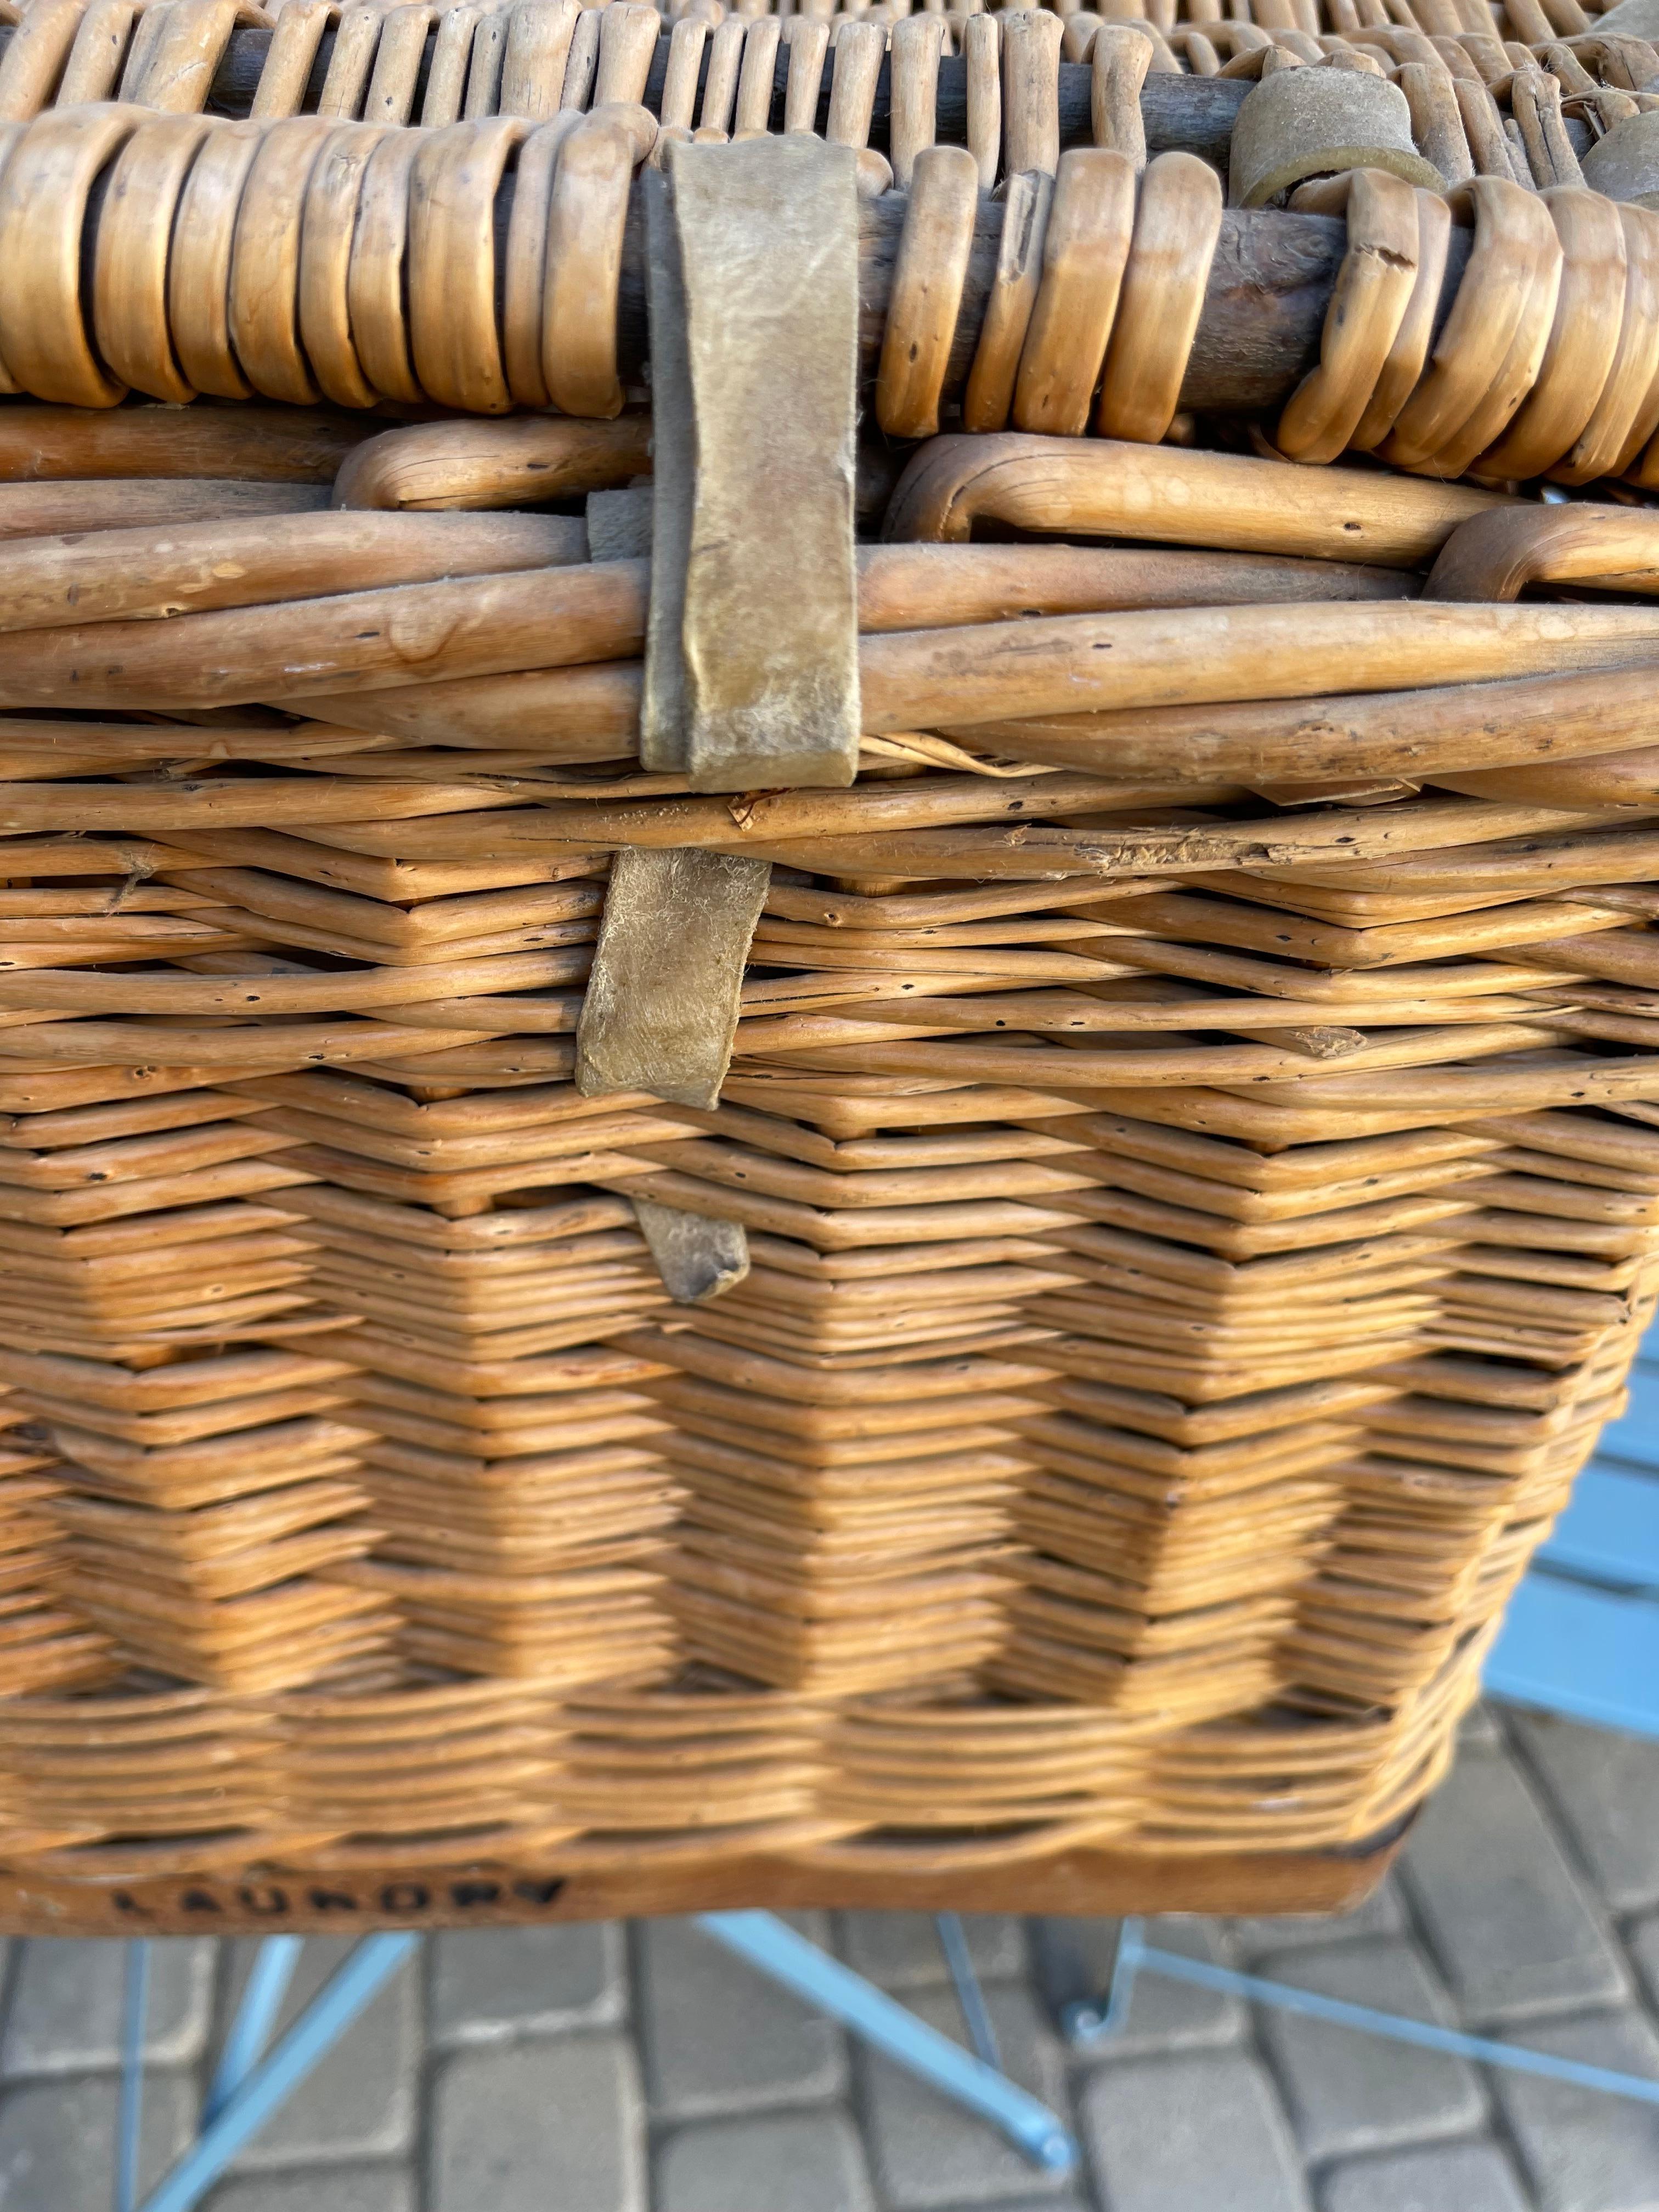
541 108 635 418
502 107 583 407
877 140 980 439
0 101 145 403
1551 200 1659 484
227 110 335 400
166 112 262 395
362 3 435 125
92 110 214 403
962 166 1053 433
346 120 424 402
1014 144 1136 437
296 117 387 407
408 114 530 413
1095 148 1222 444
1475 185 1624 481
499 0 577 121
1276 166 1420 465
1379 174 1551 471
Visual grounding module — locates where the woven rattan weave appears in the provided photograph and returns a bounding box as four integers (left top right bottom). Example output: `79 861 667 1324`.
0 387 1656 1926
0 1 1655 1923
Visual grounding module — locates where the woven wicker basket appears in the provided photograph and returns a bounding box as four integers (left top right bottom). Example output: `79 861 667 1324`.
0 371 1656 1927
0 4 1657 1925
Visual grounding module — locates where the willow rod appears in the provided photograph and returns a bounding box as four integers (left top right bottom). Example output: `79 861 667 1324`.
3 33 1253 154
4 571 1651 714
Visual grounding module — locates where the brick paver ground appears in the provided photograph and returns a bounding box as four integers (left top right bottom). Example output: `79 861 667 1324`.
3 1704 1657 2211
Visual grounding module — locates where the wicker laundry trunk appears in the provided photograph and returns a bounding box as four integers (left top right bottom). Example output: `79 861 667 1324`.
0 24 1657 1929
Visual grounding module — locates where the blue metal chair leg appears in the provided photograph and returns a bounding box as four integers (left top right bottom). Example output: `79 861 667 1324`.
137 1932 419 2212
1059 1915 1144 2045
204 1934 304 2124
934 1911 1002 2071
116 1939 151 2212
698 1910 1076 2174
1064 1932 1659 2108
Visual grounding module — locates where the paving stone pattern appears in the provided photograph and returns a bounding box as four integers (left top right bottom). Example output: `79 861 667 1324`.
2 1708 1658 2211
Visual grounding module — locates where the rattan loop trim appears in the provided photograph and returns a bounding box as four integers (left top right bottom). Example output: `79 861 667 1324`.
961 162 1052 433
1379 172 1555 470
345 119 424 402
1472 182 1624 481
249 0 336 118
409 114 529 414
91 109 215 404
876 138 979 439
0 100 144 404
296 116 388 408
1277 165 1420 465
541 107 635 419
1094 145 1221 443
1013 142 1136 438
227 109 335 404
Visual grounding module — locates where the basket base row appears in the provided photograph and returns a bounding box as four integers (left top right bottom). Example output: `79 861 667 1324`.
0 1824 1406 1935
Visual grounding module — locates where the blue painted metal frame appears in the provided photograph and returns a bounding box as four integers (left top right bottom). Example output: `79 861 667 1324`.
698 1911 1074 2172
119 1913 1073 2211
1069 1921 1659 2107
135 1934 419 2212
116 1940 150 2212
202 1932 303 2126
1486 1339 1659 1740
935 1910 1002 2070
